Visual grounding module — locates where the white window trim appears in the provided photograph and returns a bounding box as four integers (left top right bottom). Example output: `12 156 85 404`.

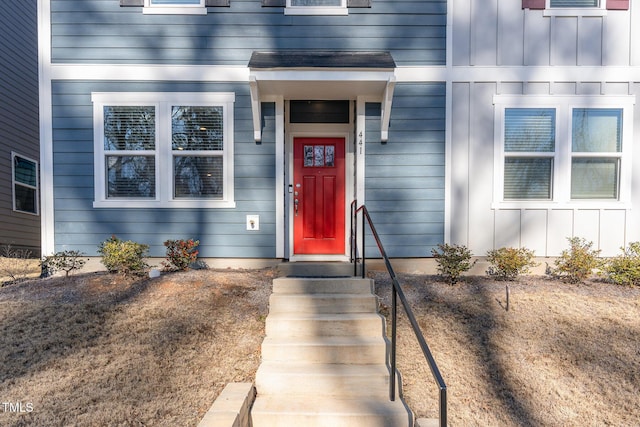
285 0 348 15
11 152 39 216
543 0 607 16
492 95 635 210
143 0 207 15
92 92 235 209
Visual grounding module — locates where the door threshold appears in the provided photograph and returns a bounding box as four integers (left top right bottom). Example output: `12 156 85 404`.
278 259 355 277
289 255 350 263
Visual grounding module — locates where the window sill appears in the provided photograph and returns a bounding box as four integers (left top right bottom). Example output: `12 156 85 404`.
284 6 348 15
13 209 39 216
143 7 207 14
492 201 630 210
93 199 236 209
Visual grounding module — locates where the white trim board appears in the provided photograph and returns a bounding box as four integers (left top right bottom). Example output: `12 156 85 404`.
38 0 54 255
48 63 640 85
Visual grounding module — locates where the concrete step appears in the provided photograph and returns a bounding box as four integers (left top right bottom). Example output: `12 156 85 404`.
269 292 378 314
252 274 413 427
255 362 394 398
265 312 384 337
261 336 387 365
416 418 440 427
251 395 412 427
273 276 374 295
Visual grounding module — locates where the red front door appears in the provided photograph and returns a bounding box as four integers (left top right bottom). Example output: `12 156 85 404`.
293 137 346 255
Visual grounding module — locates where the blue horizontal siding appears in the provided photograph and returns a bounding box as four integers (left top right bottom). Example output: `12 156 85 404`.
50 0 446 66
364 83 445 257
51 80 277 257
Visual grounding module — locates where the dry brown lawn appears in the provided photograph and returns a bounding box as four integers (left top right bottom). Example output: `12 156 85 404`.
372 272 640 427
0 269 274 427
0 267 638 426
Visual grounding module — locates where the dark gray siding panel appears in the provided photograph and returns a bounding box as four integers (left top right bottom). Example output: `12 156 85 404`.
52 81 277 258
50 0 446 66
364 83 445 257
0 0 40 255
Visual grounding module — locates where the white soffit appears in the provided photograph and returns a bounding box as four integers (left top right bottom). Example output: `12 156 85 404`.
248 51 396 142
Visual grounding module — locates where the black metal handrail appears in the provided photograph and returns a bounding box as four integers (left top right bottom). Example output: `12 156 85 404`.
350 201 447 427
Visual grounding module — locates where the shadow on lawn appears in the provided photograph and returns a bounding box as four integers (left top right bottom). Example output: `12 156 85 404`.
393 274 640 426
0 275 153 384
421 279 539 427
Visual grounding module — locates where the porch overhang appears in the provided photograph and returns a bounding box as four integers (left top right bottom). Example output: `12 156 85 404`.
248 51 396 142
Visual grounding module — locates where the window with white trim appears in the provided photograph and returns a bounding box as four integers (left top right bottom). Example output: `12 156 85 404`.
143 0 207 14
544 0 606 15
494 96 634 207
522 0 629 13
92 92 235 208
12 153 39 215
285 0 347 15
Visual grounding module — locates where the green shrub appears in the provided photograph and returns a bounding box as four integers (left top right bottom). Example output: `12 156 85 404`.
97 235 149 277
431 243 476 285
162 239 199 271
486 247 538 280
42 250 87 277
550 237 602 283
603 242 640 287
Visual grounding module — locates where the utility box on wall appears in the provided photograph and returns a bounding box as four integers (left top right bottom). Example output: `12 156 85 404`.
246 215 259 231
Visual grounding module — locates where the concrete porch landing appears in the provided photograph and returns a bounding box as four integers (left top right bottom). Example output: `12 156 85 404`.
276 261 358 278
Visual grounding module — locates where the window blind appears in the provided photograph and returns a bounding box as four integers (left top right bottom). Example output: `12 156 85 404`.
550 0 599 7
104 106 156 151
505 108 555 152
504 158 553 199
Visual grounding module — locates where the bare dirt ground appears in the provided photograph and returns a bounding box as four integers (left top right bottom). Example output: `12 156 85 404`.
0 267 638 426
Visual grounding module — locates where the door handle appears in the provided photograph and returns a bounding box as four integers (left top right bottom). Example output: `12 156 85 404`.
294 183 301 216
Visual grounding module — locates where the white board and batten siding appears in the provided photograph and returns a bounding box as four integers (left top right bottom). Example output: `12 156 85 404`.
449 0 640 256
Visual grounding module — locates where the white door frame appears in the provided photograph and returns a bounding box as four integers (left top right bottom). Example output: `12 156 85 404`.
272 96 372 261
284 102 355 261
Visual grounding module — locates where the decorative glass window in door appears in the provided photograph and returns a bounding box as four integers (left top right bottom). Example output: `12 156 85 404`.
304 145 335 167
